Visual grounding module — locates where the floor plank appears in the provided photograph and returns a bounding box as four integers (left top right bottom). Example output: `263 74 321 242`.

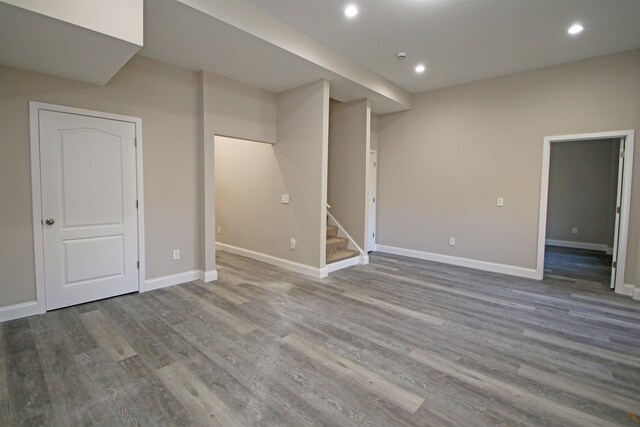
79 310 137 362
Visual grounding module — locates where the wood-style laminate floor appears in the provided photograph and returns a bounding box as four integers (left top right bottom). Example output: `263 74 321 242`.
2 251 640 426
544 245 613 285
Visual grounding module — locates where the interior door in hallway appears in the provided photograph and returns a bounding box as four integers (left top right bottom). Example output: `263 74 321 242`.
39 110 139 310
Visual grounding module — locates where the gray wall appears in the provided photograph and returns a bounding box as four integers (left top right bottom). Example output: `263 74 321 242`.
0 56 199 306
215 137 285 256
276 81 330 268
370 113 379 150
546 139 620 247
214 92 331 269
328 99 371 249
377 49 640 284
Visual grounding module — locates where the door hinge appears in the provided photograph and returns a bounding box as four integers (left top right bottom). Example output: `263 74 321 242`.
374 162 376 167
137 261 140 269
373 232 375 238
134 137 137 147
613 261 617 268
617 206 621 214
136 200 139 209
373 197 376 203
620 149 625 158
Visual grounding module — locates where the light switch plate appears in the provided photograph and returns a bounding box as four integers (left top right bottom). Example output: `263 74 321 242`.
172 249 180 260
281 194 290 204
449 237 455 246
497 197 504 207
572 227 578 234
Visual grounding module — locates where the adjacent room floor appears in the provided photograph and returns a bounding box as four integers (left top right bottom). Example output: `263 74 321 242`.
544 245 614 285
2 251 640 426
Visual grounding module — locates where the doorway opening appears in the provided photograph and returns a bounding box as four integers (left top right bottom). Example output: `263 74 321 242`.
213 135 281 268
537 130 634 293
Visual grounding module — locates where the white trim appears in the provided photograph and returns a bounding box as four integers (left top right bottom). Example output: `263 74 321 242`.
202 270 218 282
327 256 360 273
327 212 366 256
618 283 635 297
29 103 47 318
28 102 146 305
326 253 369 274
537 130 634 294
545 239 613 254
633 287 640 301
135 269 218 292
361 253 369 265
216 242 328 278
376 244 538 279
145 270 202 292
0 301 42 323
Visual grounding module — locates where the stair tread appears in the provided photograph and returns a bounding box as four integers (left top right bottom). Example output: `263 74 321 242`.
327 249 359 264
326 236 348 244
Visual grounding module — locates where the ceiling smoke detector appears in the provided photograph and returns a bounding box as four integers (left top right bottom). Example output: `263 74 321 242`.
396 52 408 60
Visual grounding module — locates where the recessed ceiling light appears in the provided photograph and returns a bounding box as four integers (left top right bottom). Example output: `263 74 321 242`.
415 64 426 73
344 4 358 18
568 23 584 35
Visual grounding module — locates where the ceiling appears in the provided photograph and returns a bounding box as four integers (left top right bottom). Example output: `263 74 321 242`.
4 0 639 113
141 0 411 113
244 0 640 93
0 1 140 85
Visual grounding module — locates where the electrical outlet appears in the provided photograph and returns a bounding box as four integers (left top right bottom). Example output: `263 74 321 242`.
572 227 578 234
172 249 180 260
290 238 297 250
281 194 290 204
449 237 456 246
217 226 221 235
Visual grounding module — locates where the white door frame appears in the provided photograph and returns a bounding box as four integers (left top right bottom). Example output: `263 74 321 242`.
29 102 146 316
367 150 377 252
536 130 634 294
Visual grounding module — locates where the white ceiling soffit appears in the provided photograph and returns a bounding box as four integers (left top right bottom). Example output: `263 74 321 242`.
0 2 141 86
141 0 411 113
246 0 640 94
1 0 143 46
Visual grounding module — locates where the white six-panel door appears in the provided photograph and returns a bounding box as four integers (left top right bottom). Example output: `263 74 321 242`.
39 110 139 310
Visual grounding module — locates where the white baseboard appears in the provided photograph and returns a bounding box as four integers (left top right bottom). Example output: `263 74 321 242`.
327 254 359 273
633 286 640 301
326 253 369 274
0 300 45 323
1 270 219 323
617 283 635 297
375 244 538 279
216 242 327 279
545 239 613 254
144 269 218 292
202 270 218 282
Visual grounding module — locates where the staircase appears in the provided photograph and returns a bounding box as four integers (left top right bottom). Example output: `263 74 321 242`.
326 225 359 264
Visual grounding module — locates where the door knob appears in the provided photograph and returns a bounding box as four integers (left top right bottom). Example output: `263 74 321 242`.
45 218 55 225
